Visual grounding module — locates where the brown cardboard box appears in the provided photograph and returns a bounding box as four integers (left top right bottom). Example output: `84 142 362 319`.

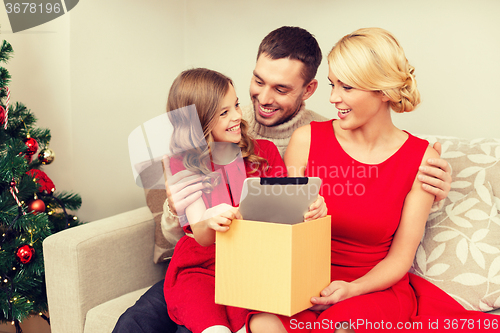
215 216 331 317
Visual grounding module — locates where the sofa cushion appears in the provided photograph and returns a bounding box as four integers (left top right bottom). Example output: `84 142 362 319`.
421 136 500 203
412 136 500 311
135 157 184 264
411 183 500 311
144 187 179 264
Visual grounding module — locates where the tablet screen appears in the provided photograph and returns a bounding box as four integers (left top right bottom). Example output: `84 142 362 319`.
238 177 321 224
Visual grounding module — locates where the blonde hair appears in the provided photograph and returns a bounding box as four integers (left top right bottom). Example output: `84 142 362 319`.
166 68 267 191
328 27 420 113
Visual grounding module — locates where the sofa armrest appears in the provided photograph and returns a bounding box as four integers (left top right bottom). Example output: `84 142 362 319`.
43 206 167 333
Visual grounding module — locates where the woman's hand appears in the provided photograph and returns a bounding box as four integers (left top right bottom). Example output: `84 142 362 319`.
304 195 327 221
202 204 242 232
309 280 357 311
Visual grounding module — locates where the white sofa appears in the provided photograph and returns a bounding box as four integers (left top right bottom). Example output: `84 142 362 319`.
43 206 166 333
43 135 500 333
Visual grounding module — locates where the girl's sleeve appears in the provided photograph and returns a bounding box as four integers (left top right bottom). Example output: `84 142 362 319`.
168 155 185 175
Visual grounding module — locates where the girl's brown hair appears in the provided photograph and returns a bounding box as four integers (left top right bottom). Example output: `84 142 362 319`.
167 68 267 184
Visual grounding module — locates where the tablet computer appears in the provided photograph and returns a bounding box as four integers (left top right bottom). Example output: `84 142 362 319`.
238 177 322 224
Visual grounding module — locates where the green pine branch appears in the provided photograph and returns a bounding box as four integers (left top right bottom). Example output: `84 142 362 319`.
0 67 11 92
43 191 83 232
0 203 21 227
0 40 13 63
0 40 13 94
1 103 51 153
0 139 29 184
52 191 82 211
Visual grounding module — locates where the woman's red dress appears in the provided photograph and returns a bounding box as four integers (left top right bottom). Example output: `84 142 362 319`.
271 120 498 332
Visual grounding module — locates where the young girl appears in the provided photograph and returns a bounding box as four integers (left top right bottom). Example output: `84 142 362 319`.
249 28 499 333
163 68 326 333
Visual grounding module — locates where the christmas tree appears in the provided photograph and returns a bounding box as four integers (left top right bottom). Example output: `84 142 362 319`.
0 38 82 332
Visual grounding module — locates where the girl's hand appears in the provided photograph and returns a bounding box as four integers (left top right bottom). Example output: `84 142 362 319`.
202 204 241 232
304 195 327 221
309 280 357 311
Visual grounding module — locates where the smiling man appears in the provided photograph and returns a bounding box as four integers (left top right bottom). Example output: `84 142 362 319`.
242 26 328 157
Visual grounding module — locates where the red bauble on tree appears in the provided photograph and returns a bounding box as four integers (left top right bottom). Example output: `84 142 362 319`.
28 198 45 214
0 105 6 127
23 136 39 162
24 137 39 155
16 244 35 264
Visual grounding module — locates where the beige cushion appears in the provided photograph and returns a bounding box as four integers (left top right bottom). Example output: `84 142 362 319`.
412 136 500 311
144 187 177 263
84 287 151 333
424 136 500 202
136 157 183 264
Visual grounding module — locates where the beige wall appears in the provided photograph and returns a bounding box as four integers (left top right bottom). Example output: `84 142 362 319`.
1 0 499 222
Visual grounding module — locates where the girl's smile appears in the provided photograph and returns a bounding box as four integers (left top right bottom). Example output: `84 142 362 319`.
226 123 241 133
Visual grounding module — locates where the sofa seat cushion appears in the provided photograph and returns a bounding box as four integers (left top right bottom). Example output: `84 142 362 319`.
84 286 151 333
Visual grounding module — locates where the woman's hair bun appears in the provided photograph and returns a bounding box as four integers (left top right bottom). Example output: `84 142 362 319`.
391 65 420 113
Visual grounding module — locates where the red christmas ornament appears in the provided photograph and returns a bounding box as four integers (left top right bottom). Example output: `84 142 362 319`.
16 245 35 264
28 199 45 214
0 105 5 126
24 137 39 162
27 169 56 194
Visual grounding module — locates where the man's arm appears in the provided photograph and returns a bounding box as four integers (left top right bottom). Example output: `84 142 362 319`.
418 142 452 203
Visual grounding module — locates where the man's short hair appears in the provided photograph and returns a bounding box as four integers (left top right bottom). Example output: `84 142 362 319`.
257 26 322 85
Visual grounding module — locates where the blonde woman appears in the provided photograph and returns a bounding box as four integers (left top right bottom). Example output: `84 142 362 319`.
249 28 496 333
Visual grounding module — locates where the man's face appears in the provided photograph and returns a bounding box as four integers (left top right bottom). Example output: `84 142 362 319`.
250 54 308 127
